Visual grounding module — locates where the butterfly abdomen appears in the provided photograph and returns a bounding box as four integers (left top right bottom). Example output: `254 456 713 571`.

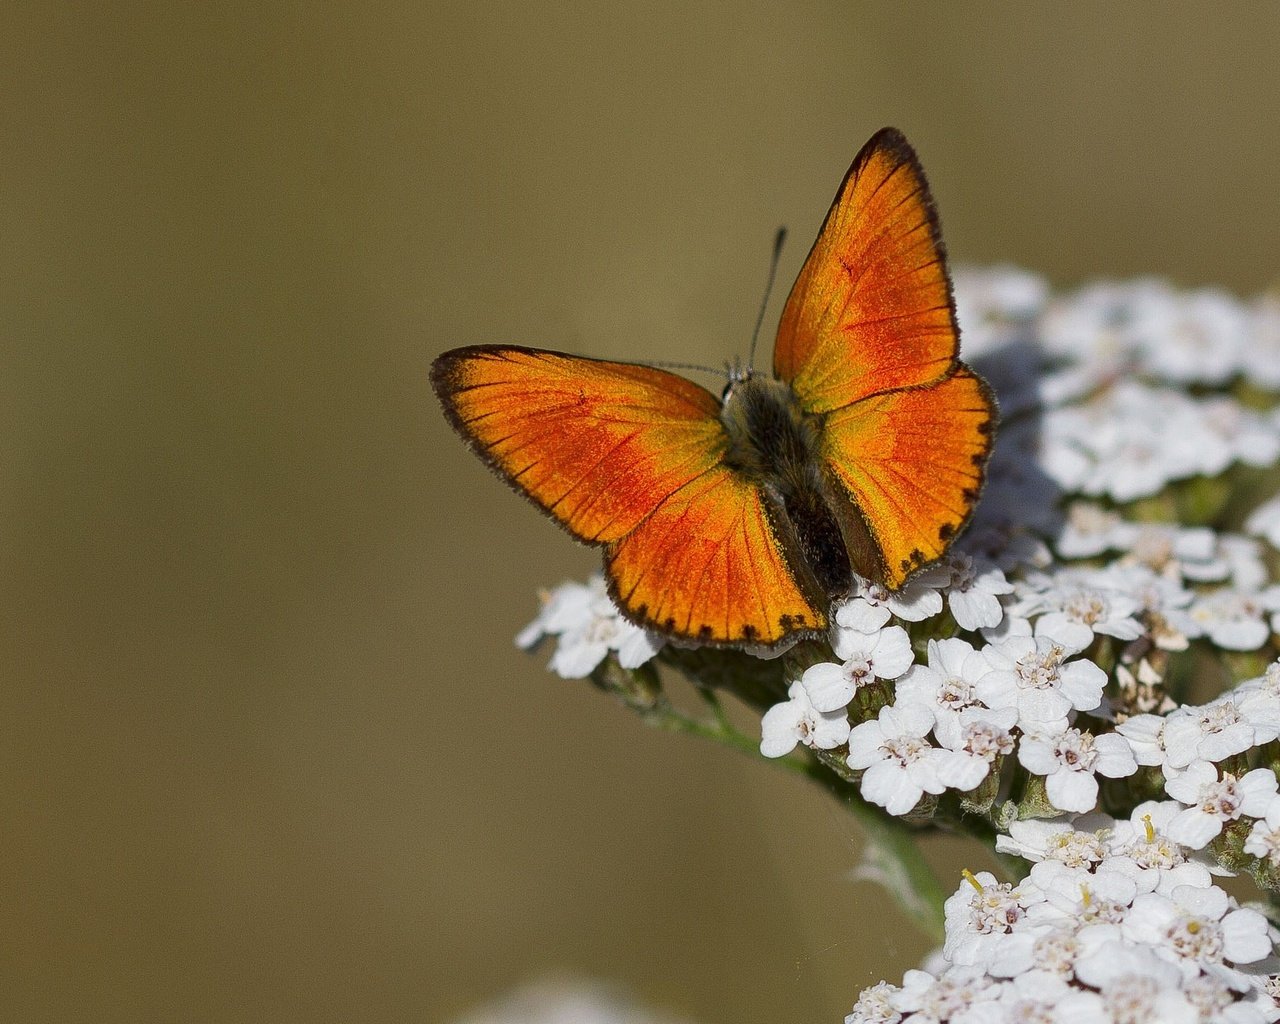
721 375 853 600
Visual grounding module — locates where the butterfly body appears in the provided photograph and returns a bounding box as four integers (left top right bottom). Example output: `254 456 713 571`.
434 129 997 649
719 372 855 602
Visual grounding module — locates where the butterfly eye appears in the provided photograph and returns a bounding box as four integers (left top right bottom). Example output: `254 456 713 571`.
722 363 752 403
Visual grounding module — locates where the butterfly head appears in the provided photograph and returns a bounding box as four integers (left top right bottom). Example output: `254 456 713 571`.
720 356 756 405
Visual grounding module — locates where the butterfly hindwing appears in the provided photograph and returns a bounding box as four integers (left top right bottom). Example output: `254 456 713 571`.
606 465 826 645
432 345 826 644
821 367 995 588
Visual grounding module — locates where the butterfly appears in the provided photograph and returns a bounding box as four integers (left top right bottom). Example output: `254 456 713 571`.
432 128 996 649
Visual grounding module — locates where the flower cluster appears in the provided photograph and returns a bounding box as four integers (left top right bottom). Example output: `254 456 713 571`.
848 808 1279 1023
515 268 1280 1021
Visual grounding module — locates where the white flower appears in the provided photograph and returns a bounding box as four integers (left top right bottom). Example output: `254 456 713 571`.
1188 590 1271 651
942 871 1045 975
889 966 1004 1019
1056 501 1134 559
1126 576 1200 652
1136 286 1246 387
943 553 1013 631
994 816 1110 869
939 707 1017 793
1027 858 1138 929
1102 801 1224 892
1216 535 1270 591
1247 494 1280 551
759 681 850 757
839 570 950 630
1162 692 1280 769
517 577 662 677
833 596 894 634
952 265 1049 352
975 635 1106 731
802 625 914 712
1031 582 1144 651
893 638 991 748
1243 796 1280 868
1205 399 1280 473
844 981 901 1024
1018 727 1138 813
847 702 963 815
1164 762 1279 849
1242 293 1280 389
1038 382 1240 503
1124 884 1272 968
1071 939 1199 1023
1121 522 1225 583
1116 713 1169 767
992 969 1079 1021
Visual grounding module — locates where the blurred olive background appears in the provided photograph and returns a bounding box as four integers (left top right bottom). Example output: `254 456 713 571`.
3 4 1280 1022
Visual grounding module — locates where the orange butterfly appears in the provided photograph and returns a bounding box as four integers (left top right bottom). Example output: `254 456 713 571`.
433 128 996 648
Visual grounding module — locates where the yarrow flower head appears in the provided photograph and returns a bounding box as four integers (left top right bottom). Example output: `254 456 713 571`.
855 820 1279 1023
516 575 662 678
846 703 978 815
803 625 915 711
1164 761 1279 850
974 634 1106 732
759 680 850 758
517 268 1280 1024
1017 726 1138 813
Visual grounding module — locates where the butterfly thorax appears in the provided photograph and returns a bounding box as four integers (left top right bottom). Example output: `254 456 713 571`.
720 375 816 485
720 374 854 599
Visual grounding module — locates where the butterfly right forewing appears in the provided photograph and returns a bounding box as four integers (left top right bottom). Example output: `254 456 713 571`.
432 346 729 543
432 345 825 645
774 128 960 412
771 129 996 588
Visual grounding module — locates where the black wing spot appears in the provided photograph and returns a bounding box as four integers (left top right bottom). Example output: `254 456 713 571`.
970 452 986 466
962 488 979 503
741 624 758 641
976 418 994 436
939 521 956 542
697 624 713 641
663 617 676 632
779 614 794 631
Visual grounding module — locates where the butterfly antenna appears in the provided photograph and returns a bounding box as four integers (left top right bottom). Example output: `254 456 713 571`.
747 226 787 371
646 359 726 380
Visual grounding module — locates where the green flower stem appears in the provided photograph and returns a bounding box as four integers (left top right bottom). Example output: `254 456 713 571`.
623 678 949 941
827 787 949 942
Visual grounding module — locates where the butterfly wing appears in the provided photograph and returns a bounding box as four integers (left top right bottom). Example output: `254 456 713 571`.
432 346 826 644
773 128 996 588
820 368 995 586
